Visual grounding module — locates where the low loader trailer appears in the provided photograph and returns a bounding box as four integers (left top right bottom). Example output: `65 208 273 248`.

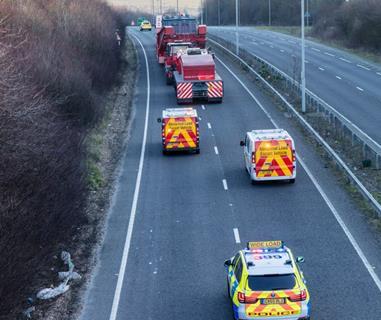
173 48 223 104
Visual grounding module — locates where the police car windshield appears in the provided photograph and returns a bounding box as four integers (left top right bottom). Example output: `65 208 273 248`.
247 274 296 291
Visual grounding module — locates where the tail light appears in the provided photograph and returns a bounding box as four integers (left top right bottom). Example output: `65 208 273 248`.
292 149 296 162
251 152 255 164
288 289 307 302
237 292 258 304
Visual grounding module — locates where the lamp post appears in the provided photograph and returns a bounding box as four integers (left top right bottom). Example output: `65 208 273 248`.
201 0 204 24
205 0 208 24
269 0 272 26
235 0 239 55
301 0 306 113
218 0 221 26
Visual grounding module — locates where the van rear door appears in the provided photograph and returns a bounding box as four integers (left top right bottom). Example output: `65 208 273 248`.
255 140 294 178
164 116 198 150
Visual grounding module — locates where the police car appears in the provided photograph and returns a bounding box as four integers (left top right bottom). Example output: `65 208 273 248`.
224 241 310 320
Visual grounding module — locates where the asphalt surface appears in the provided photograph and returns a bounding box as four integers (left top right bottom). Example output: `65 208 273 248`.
209 26 381 146
79 28 381 320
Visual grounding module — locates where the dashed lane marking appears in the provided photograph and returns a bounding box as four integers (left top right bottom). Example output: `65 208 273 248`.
233 228 241 244
357 64 371 71
340 57 351 63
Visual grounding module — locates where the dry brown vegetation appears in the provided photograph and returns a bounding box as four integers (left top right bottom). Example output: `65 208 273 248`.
0 0 123 317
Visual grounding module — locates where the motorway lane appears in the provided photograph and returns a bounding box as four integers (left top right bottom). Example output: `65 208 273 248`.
80 28 381 320
209 27 381 145
203 58 381 318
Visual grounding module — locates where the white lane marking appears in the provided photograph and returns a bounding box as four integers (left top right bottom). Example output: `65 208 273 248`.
298 157 381 293
280 49 285 53
216 55 381 294
270 45 274 48
305 60 309 64
357 86 364 92
324 52 335 57
214 146 219 155
319 67 325 71
312 48 321 52
207 122 212 129
336 76 342 80
340 57 351 63
222 179 228 190
201 105 205 110
233 228 241 244
357 64 371 71
377 72 381 76
109 35 150 320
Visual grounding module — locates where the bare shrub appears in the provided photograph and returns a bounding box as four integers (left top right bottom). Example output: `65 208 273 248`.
0 0 123 317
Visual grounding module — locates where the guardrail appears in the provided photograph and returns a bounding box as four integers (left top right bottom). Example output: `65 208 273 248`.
208 35 381 217
209 34 381 170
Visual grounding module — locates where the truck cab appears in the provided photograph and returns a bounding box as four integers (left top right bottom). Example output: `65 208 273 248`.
164 42 192 85
156 15 207 64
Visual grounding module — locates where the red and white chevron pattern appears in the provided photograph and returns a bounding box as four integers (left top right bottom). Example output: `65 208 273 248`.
207 81 223 98
177 83 193 99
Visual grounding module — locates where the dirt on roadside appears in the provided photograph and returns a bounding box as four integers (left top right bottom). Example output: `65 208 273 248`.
22 34 137 320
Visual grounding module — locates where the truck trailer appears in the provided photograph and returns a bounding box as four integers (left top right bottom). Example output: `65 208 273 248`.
173 48 223 104
156 15 207 64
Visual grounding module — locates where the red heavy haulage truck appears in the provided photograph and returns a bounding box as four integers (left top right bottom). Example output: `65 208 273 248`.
156 15 207 64
164 42 192 85
173 48 224 104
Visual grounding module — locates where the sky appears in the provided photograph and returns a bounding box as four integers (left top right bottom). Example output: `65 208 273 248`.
108 0 201 15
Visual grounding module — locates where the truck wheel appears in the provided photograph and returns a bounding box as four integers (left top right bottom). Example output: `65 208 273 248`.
195 148 200 154
166 77 172 85
216 98 223 104
162 150 168 155
289 179 296 184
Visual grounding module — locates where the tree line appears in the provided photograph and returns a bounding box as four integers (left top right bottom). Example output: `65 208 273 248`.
0 0 123 316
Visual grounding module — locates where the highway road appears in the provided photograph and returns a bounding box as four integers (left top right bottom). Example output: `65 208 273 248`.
79 28 381 320
209 26 381 146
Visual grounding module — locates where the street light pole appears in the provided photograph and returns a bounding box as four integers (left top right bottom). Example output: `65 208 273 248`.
306 0 309 27
205 0 208 24
201 0 204 24
235 0 239 55
301 0 306 113
269 0 271 26
152 0 155 23
218 0 221 26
